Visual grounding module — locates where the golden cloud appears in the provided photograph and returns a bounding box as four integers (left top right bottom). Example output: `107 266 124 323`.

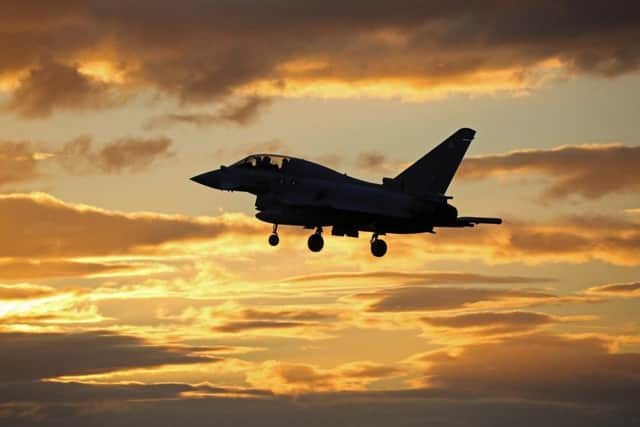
585 281 640 298
0 193 260 259
1 1 638 118
0 136 174 188
354 286 563 313
415 333 640 403
246 360 402 394
459 143 640 199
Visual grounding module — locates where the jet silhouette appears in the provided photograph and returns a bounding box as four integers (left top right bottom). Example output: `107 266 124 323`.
191 128 501 257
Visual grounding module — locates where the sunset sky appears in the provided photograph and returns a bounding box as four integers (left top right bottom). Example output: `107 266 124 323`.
1 1 639 425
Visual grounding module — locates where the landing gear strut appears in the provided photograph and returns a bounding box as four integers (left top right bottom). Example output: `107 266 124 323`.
370 233 387 257
268 224 279 246
307 226 324 252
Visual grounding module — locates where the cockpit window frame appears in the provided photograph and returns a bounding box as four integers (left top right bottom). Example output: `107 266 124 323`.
231 154 292 171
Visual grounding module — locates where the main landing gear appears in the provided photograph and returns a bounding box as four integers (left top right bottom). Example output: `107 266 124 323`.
307 226 324 252
269 225 387 257
370 233 387 257
268 224 279 246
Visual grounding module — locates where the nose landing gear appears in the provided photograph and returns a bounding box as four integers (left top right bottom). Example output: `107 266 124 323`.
268 224 279 246
370 233 387 257
307 226 324 252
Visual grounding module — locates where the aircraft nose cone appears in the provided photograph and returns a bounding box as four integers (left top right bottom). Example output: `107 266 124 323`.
190 170 222 188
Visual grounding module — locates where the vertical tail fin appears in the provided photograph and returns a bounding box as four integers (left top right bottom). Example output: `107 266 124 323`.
393 128 475 196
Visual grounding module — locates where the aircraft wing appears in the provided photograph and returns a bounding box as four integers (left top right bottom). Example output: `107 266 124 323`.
280 196 412 218
456 216 503 226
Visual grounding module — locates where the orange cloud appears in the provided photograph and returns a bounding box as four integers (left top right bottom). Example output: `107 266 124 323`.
0 141 40 187
146 96 272 128
459 144 640 199
246 360 402 394
0 193 260 259
5 59 124 118
0 283 57 300
415 333 640 403
0 136 174 187
424 215 640 266
354 286 563 312
0 330 214 382
420 311 560 338
1 1 638 118
585 282 640 298
0 259 145 281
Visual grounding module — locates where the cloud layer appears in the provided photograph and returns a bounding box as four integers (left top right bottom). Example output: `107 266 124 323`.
459 143 640 199
2 1 639 117
0 136 173 188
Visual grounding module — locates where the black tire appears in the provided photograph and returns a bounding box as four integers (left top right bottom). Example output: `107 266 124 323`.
371 239 387 257
268 234 279 246
307 233 324 252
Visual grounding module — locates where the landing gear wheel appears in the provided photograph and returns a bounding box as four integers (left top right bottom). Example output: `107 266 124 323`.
268 234 279 246
371 238 387 257
307 233 324 252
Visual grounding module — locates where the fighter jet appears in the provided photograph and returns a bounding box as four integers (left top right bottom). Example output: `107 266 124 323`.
191 128 501 257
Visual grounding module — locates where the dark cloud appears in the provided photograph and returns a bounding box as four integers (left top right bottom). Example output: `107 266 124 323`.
211 307 338 333
418 333 640 404
1 1 639 116
285 271 550 285
0 193 260 259
459 144 640 200
147 96 272 128
241 308 337 322
427 214 640 266
1 391 635 427
0 331 211 382
5 60 122 118
0 259 143 281
212 320 313 334
421 311 556 335
355 286 562 312
586 281 640 297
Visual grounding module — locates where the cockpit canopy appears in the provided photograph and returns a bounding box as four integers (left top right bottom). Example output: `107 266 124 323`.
232 154 291 171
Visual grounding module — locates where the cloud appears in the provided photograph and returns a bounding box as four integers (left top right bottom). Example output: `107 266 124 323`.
421 311 557 336
246 360 402 394
5 59 122 118
147 96 272 128
209 307 338 335
0 193 259 259
0 136 173 187
459 144 640 199
424 214 640 266
56 135 174 174
1 1 639 117
0 141 41 187
416 333 640 404
284 271 550 285
354 286 581 312
585 282 640 297
212 320 314 334
0 283 57 300
0 330 212 382
0 259 148 281
0 387 635 426
241 308 337 322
